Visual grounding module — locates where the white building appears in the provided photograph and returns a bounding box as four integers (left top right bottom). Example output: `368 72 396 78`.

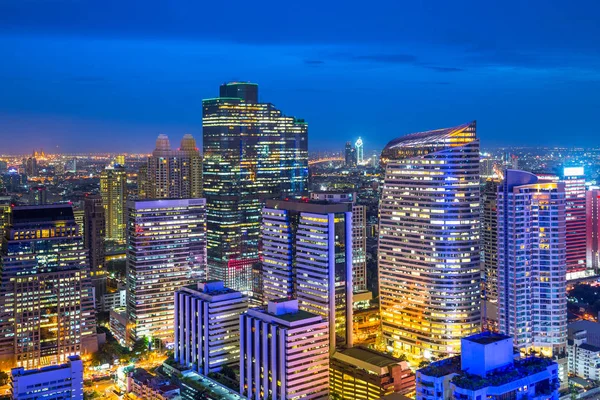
416 333 559 400
261 199 353 351
310 191 368 293
174 280 247 375
101 285 126 312
240 299 330 400
568 329 600 380
378 122 481 359
126 198 207 343
11 355 84 400
355 137 364 165
497 171 567 360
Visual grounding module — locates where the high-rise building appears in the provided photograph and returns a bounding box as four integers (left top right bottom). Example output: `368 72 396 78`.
378 121 481 360
22 156 37 177
310 191 367 293
0 205 97 369
142 134 202 199
355 137 364 165
497 170 567 360
174 281 247 375
261 198 353 350
240 299 329 400
587 187 600 272
0 198 11 240
83 194 106 303
203 82 308 293
100 164 127 243
28 186 47 205
11 355 84 400
126 199 207 343
345 141 356 167
563 167 588 280
481 179 500 332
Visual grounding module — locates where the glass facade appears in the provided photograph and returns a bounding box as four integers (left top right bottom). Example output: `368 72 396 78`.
202 82 308 294
378 121 481 360
100 164 127 243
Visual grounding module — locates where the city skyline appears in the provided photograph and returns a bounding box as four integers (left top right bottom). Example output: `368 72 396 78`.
2 2 600 153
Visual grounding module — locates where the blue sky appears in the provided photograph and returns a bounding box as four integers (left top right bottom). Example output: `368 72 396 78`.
1 0 599 153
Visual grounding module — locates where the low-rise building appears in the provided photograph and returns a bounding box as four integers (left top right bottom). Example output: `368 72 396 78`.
416 332 559 400
330 346 414 399
11 355 84 400
174 280 248 375
568 329 600 380
101 285 127 312
110 306 129 347
127 368 180 400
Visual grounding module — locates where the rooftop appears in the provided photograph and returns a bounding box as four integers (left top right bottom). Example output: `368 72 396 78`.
383 121 476 151
12 204 75 224
465 332 511 345
419 356 461 377
336 346 404 368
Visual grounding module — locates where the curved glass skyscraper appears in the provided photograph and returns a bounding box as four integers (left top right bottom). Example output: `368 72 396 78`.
378 121 481 360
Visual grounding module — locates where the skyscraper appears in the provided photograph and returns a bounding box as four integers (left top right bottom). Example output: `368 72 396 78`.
174 281 247 375
345 141 356 167
126 199 207 343
83 194 106 303
497 170 567 361
310 192 367 293
481 179 500 331
0 205 97 369
202 82 308 293
240 299 330 400
261 199 353 351
142 134 202 199
563 167 587 280
378 121 481 360
587 187 600 272
355 137 364 165
100 164 127 243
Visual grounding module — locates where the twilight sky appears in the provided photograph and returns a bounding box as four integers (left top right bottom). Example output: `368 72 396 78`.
1 0 600 154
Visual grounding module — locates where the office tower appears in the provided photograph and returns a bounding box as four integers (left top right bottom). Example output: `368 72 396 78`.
345 141 356 167
22 156 37 177
0 205 97 369
378 121 481 359
137 163 149 199
100 164 127 243
144 134 202 199
126 199 207 343
174 281 247 375
0 199 11 240
330 347 415 400
0 160 7 173
481 179 500 332
310 191 367 292
11 355 84 400
28 185 47 205
497 170 567 358
587 187 600 272
416 332 559 400
355 137 364 165
115 154 125 165
240 299 329 400
203 82 308 293
83 194 107 302
261 199 353 350
563 167 587 280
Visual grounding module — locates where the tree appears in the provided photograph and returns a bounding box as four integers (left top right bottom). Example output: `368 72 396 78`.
418 360 431 369
0 370 9 386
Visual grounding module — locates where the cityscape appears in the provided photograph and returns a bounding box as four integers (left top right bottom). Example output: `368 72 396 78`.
2 2 600 400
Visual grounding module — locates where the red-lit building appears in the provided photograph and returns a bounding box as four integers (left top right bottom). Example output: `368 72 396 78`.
563 167 587 279
587 187 600 273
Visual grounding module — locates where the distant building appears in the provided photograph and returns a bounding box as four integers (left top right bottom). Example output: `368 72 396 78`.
11 355 84 400
310 191 368 293
240 299 329 400
416 332 559 400
563 167 588 280
28 185 46 205
568 329 600 380
497 170 567 370
261 198 353 350
142 134 202 199
345 141 357 167
355 137 364 164
0 205 97 369
126 199 207 343
587 187 600 272
203 82 308 294
0 198 11 240
379 122 481 359
22 156 37 177
174 281 247 375
330 346 415 400
100 164 127 243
